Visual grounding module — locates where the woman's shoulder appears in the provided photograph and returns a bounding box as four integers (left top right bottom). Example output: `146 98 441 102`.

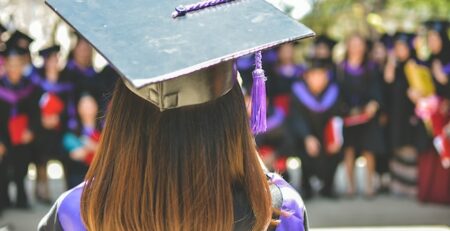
268 172 309 231
38 183 86 231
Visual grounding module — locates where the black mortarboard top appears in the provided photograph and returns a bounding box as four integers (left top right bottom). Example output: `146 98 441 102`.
379 33 394 50
393 32 415 48
314 35 337 50
0 24 7 34
424 20 449 34
45 0 314 113
38 45 60 58
7 30 34 51
305 57 332 71
1 43 28 57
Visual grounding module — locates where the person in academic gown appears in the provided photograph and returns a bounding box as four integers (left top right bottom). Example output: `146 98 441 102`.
289 58 343 199
425 20 450 100
61 36 100 102
62 93 100 189
312 35 337 81
7 30 38 79
0 44 40 209
337 34 384 198
33 45 77 203
39 0 313 230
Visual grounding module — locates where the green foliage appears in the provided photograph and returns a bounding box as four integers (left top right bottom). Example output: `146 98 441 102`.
302 0 450 40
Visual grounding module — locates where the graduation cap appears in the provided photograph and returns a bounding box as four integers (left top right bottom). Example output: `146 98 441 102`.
379 33 394 51
45 0 314 134
314 35 337 50
305 57 332 71
393 32 415 49
1 43 28 57
0 24 7 34
7 30 33 51
38 45 60 58
424 20 449 34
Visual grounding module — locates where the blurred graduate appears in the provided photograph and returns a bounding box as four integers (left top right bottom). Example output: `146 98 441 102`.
337 33 384 198
289 58 344 199
0 41 40 209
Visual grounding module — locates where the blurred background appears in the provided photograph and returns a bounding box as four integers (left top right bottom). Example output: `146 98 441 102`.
0 0 450 230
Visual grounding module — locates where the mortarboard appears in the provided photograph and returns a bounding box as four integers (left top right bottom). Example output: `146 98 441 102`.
314 35 337 50
1 43 28 57
7 30 34 51
424 20 449 35
39 45 61 58
0 24 7 34
46 0 314 133
393 32 415 50
305 57 332 71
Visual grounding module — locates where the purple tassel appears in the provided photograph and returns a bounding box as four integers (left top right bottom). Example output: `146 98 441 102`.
251 51 267 134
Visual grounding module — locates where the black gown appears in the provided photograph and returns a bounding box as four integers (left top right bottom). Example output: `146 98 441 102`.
32 68 77 165
336 61 385 154
61 59 100 102
387 60 427 150
288 80 343 196
0 76 40 207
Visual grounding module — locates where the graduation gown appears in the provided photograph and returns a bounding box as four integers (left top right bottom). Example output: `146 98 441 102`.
33 69 77 164
387 60 428 150
336 61 385 154
0 76 40 206
61 59 100 102
38 173 308 231
289 80 342 195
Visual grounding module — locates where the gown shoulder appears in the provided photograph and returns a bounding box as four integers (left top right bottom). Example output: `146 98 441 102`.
38 183 86 231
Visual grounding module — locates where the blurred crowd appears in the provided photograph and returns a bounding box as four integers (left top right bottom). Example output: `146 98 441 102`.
0 25 119 213
241 20 450 202
0 18 449 215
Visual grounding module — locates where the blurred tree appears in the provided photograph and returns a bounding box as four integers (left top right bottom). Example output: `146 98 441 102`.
302 0 450 40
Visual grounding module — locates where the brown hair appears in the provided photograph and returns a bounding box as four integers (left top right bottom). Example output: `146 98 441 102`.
81 81 272 230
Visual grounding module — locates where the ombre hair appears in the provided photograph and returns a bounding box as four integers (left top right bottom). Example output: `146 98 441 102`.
80 80 272 230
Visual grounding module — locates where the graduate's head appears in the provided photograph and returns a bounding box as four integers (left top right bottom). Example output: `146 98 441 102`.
370 40 388 65
277 42 296 65
73 36 93 67
39 45 60 74
393 33 415 61
314 35 336 60
425 20 449 55
304 59 330 95
345 33 367 61
78 93 98 122
4 47 26 84
50 0 315 230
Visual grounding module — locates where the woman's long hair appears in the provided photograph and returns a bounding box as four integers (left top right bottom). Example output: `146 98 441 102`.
80 81 272 231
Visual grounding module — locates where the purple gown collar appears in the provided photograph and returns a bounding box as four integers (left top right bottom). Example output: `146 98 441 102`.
341 61 375 76
66 60 97 78
292 81 339 113
57 183 87 231
0 78 35 104
266 107 285 132
268 173 307 231
443 62 450 75
277 64 305 79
